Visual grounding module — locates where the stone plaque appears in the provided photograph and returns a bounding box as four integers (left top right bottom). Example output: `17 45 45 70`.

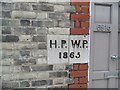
47 35 89 64
69 35 89 64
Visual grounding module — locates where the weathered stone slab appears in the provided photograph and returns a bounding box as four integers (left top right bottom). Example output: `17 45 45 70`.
12 11 36 19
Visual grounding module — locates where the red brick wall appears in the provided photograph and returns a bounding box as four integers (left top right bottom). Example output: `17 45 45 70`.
69 64 88 89
70 0 89 35
69 0 89 89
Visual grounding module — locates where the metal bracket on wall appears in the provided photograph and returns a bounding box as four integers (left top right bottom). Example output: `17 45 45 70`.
104 71 120 79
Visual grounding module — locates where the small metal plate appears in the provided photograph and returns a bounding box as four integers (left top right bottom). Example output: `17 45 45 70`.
104 71 120 79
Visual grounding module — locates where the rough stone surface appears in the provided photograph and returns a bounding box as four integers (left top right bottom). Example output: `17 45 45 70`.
11 0 38 2
32 21 43 27
49 13 69 20
20 81 30 87
32 35 46 42
2 11 11 18
14 3 32 11
48 28 70 35
21 66 31 72
31 65 53 72
54 5 65 12
49 72 67 78
19 35 32 42
2 35 19 42
2 27 11 34
32 5 54 11
13 27 36 35
1 1 75 89
37 13 48 19
38 42 47 49
2 2 14 11
32 80 53 86
12 11 36 19
2 81 19 88
20 20 30 26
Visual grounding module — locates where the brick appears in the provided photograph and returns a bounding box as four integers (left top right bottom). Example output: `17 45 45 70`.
74 78 79 84
76 5 81 12
74 64 79 70
71 1 81 5
49 72 67 78
75 21 81 27
69 84 87 88
79 77 88 83
81 7 89 13
31 65 53 72
32 80 53 86
70 71 88 77
20 81 30 87
2 35 19 42
32 35 46 42
71 0 89 6
80 2 90 6
20 20 30 26
79 64 88 70
2 27 11 34
12 11 36 19
70 28 89 35
81 22 89 27
71 14 89 21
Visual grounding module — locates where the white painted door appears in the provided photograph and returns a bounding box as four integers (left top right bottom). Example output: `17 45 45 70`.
89 1 119 88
